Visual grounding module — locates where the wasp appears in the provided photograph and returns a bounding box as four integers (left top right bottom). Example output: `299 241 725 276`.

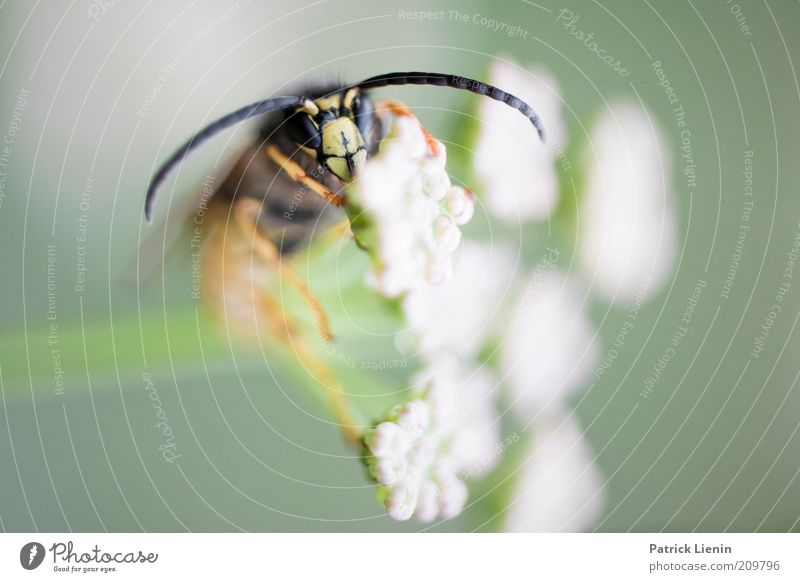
144 72 543 439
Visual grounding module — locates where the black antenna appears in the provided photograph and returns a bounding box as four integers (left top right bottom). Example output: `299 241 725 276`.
144 95 304 221
353 71 545 141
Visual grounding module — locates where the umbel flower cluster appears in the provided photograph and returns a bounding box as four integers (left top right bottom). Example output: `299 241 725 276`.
346 114 474 297
346 112 495 522
343 59 676 527
363 362 499 522
363 380 465 521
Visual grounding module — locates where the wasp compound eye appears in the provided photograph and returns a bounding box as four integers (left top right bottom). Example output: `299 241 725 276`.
351 95 375 139
288 113 322 150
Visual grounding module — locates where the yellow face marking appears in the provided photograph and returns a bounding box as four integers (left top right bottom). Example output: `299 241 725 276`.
343 88 358 110
351 149 366 175
321 117 364 157
325 157 350 181
313 94 342 112
304 90 368 182
323 148 367 183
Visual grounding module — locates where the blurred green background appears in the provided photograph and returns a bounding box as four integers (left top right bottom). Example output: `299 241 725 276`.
1 0 799 531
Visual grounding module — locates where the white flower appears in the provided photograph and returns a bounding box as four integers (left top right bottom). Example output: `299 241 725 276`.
500 271 599 419
422 171 451 201
417 372 455 420
354 155 410 219
347 111 474 298
365 361 500 522
433 214 462 253
578 100 677 303
375 456 408 487
437 476 469 519
385 481 419 521
402 241 517 360
443 186 475 225
408 437 437 472
415 480 440 523
391 115 428 158
366 422 410 459
475 60 565 222
504 414 605 532
395 399 431 438
424 250 453 286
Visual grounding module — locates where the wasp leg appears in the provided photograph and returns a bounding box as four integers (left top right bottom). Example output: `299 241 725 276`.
233 197 362 446
291 340 362 447
330 217 369 251
199 196 293 341
375 99 440 156
264 144 345 208
233 197 334 344
198 198 360 446
316 218 354 247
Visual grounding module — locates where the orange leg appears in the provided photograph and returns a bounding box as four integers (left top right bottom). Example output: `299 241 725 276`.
265 144 345 208
232 197 333 344
292 340 362 447
232 197 362 446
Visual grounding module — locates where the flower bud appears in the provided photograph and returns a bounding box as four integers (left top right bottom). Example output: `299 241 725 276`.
395 399 431 438
415 480 440 523
418 375 454 419
425 251 453 285
375 456 409 487
393 116 427 159
366 422 410 458
422 171 451 201
420 146 447 175
407 437 437 472
433 214 462 253
444 186 475 225
438 477 468 519
385 481 419 521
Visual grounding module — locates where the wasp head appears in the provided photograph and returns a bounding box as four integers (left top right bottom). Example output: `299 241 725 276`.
289 88 374 182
